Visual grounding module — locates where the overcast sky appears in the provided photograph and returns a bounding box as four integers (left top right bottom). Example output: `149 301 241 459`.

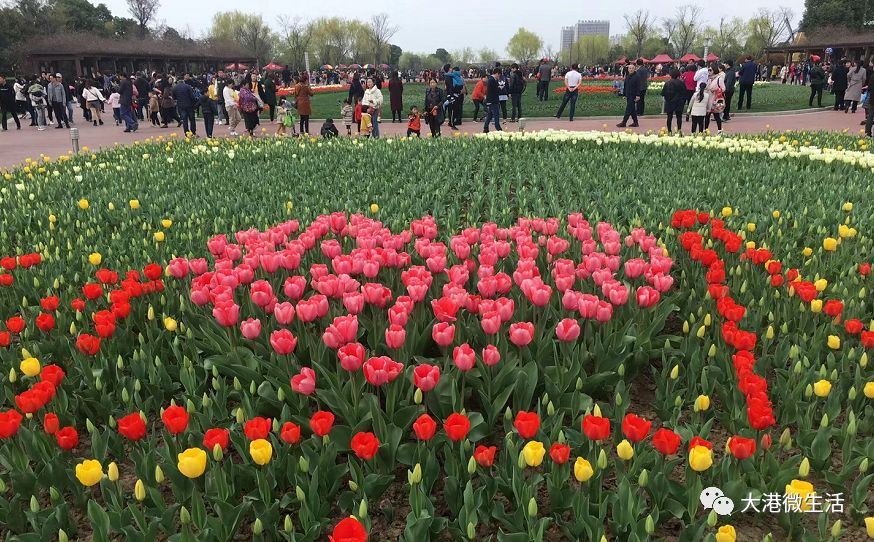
100 0 805 54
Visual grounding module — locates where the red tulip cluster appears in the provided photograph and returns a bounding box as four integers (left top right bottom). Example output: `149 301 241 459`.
0 253 42 288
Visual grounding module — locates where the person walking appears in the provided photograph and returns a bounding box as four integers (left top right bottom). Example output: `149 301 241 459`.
362 77 383 138
294 74 314 135
555 63 582 122
81 80 105 126
660 69 686 134
134 72 149 121
808 61 826 107
508 63 526 122
483 67 503 133
705 64 725 134
537 59 552 100
0 75 21 131
117 73 138 132
28 80 48 130
471 73 486 121
197 82 216 138
865 63 874 135
635 59 650 116
736 56 757 110
686 83 711 134
262 74 277 123
845 60 867 114
423 78 445 137
348 71 365 104
831 58 849 111
15 77 35 126
237 83 261 137
388 72 404 122
682 64 697 108
617 63 641 127
223 80 240 136
173 75 198 136
722 60 736 121
47 74 70 129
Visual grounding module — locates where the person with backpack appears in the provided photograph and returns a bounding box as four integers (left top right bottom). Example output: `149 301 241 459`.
320 118 339 138
705 64 725 134
471 74 487 121
238 82 262 137
28 80 48 131
508 63 527 122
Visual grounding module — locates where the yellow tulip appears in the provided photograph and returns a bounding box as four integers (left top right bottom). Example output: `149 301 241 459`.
164 317 178 332
815 279 828 292
48 214 57 223
250 438 273 465
747 223 756 232
865 517 874 537
129 199 140 209
521 440 546 467
616 439 634 461
108 202 115 211
746 241 756 250
843 202 854 212
694 394 711 412
370 203 379 214
823 237 838 251
721 207 733 218
78 199 89 209
161 219 173 228
88 252 102 266
154 231 165 242
828 335 841 350
134 479 146 501
802 247 813 257
689 445 713 472
177 448 207 479
573 457 593 482
864 382 874 399
813 379 832 397
108 462 119 482
75 459 104 486
715 525 737 542
20 357 40 377
785 479 815 511
810 299 823 313
839 224 851 238
772 210 780 219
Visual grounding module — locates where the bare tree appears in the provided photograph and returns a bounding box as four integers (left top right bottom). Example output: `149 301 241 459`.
126 0 160 38
542 44 556 62
663 5 701 57
277 15 313 69
624 10 654 59
747 8 791 55
368 13 399 65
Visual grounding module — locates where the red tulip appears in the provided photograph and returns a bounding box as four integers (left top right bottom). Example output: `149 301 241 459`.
82 283 103 301
860 263 871 276
328 517 368 542
863 331 874 349
350 431 380 460
203 428 231 451
0 274 12 287
444 413 471 442
75 334 101 356
270 329 298 355
55 426 78 450
338 342 366 372
555 318 580 342
823 300 844 318
161 405 189 434
845 319 864 334
95 269 119 285
413 364 440 392
481 344 501 366
43 413 59 434
582 414 611 441
621 413 652 443
549 443 570 464
118 413 147 441
6 316 25 334
0 257 15 271
413 413 437 441
452 343 476 372
0 409 23 438
688 436 713 451
0 331 10 348
652 428 681 455
280 422 301 444
40 296 60 312
431 296 459 322
363 356 404 386
34 313 55 333
244 417 272 440
474 445 497 467
728 436 756 459
310 410 335 437
513 411 540 439
431 322 456 346
40 365 65 387
508 322 534 347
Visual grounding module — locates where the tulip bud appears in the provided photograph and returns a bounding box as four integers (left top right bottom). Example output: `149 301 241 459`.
253 519 263 536
348 480 358 491
558 431 566 444
414 388 423 404
763 534 773 542
0 479 5 492
707 344 716 358
831 519 842 538
614 392 622 406
504 407 513 422
682 320 689 334
861 458 869 473
849 387 857 401
804 384 813 399
467 522 476 540
674 396 683 407
8 368 16 383
296 485 306 502
799 457 810 477
86 418 95 434
468 456 477 474
707 510 717 527
597 449 608 469
108 462 119 482
58 530 69 542
180 506 191 525
50 486 61 503
638 469 649 488
233 377 242 390
298 456 309 473
211 443 223 461
135 479 146 501
779 428 792 450
236 408 245 424
359 499 368 519
617 364 625 377
645 515 655 534
593 404 602 417
518 450 526 469
155 465 165 483
284 515 293 533
821 413 829 428
547 401 555 416
249 381 256 395
670 365 679 380
848 416 857 436
29 495 39 513
862 352 869 368
411 463 422 484
527 497 538 517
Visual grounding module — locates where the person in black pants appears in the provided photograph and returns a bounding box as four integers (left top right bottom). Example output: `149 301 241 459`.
831 58 849 111
0 75 21 130
134 73 149 120
634 59 649 115
736 56 758 110
47 74 69 129
508 63 526 122
660 69 685 134
808 61 826 107
197 83 215 138
617 64 641 127
722 60 736 121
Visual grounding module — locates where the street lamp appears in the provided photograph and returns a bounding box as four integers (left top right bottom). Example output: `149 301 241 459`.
703 38 713 63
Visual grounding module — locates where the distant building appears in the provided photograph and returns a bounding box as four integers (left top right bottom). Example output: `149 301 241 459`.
560 20 610 56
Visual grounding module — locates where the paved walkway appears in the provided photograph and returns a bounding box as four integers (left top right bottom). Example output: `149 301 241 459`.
0 108 868 169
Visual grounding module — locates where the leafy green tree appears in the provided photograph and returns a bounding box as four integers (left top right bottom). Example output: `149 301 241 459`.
562 35 609 65
506 27 543 65
209 11 276 64
388 44 402 67
800 0 867 32
435 48 451 64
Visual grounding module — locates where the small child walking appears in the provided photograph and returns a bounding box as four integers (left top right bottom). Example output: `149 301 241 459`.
341 98 354 135
108 88 121 125
359 105 373 137
407 105 421 137
686 83 711 134
148 91 160 126
276 99 297 137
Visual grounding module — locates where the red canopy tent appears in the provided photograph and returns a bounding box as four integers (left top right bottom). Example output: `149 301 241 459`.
263 63 284 71
648 54 674 64
614 56 628 65
705 53 720 62
679 53 701 63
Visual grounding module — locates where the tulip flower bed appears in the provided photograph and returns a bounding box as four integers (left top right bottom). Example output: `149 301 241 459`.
1 131 874 541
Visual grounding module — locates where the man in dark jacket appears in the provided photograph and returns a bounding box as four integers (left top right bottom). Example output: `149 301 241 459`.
509 63 527 122
483 67 502 133
134 72 149 120
722 60 736 121
865 65 874 136
831 59 849 110
117 73 138 132
172 74 197 136
617 64 641 127
736 56 757 110
635 59 649 115
0 75 21 130
808 62 826 107
537 59 552 100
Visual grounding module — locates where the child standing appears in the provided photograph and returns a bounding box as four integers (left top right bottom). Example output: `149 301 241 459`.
686 83 711 134
406 105 421 137
341 98 354 135
148 91 160 126
107 88 121 125
359 105 373 137
276 99 297 137
353 98 362 133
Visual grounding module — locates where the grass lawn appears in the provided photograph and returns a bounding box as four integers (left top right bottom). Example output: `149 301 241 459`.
301 81 818 120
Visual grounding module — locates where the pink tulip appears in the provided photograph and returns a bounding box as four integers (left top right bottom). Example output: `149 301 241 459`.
283 276 307 300
240 318 262 339
648 272 674 293
273 302 296 325
482 344 501 366
270 329 297 355
636 286 661 308
250 280 274 308
190 285 210 306
555 318 581 342
212 301 240 327
338 342 366 372
362 283 392 308
595 301 613 322
385 324 407 349
343 292 364 314
207 234 228 256
233 264 255 285
189 258 208 275
168 258 189 279
295 298 320 323
480 310 501 335
476 275 497 298
562 290 580 311
291 367 316 395
432 322 456 347
322 314 358 349
452 343 476 372
509 322 535 347
388 305 409 327
624 258 647 279
363 356 404 386
259 252 282 273
578 294 599 319
413 364 441 391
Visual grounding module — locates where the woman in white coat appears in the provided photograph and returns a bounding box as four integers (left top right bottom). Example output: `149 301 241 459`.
362 78 384 138
845 61 867 114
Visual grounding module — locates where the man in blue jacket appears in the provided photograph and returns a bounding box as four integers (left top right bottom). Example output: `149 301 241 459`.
736 56 757 110
172 74 197 136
